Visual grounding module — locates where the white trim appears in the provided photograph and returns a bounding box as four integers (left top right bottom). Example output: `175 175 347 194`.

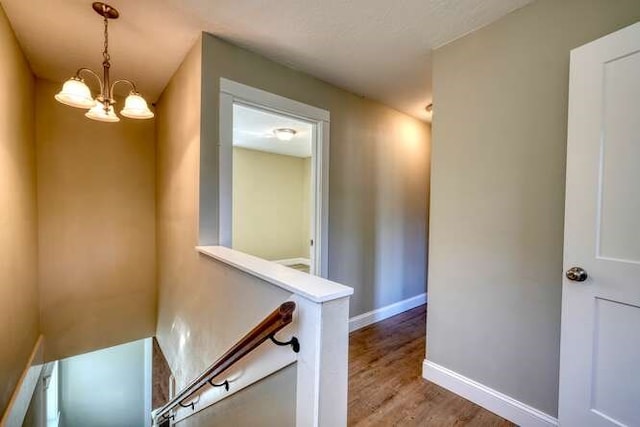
45 361 60 427
220 79 330 122
196 245 353 303
218 78 330 278
218 91 234 248
47 412 60 427
316 120 330 278
349 293 427 332
422 361 558 427
143 338 153 427
273 258 311 267
1 336 44 427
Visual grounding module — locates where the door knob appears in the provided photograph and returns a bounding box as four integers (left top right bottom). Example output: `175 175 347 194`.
566 267 588 282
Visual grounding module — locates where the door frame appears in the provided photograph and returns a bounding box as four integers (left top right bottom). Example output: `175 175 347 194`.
219 78 330 277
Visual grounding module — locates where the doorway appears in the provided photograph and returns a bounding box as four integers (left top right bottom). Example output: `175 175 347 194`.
232 104 313 272
219 79 330 276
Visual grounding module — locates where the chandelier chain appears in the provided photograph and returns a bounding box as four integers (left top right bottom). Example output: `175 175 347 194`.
103 14 110 64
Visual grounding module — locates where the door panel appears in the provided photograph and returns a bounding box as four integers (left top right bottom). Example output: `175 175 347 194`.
598 51 640 262
591 298 640 426
559 22 640 427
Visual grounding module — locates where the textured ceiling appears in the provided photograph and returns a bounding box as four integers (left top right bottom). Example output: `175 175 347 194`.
234 104 312 158
1 0 534 119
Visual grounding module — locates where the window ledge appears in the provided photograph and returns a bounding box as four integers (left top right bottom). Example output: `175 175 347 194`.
196 246 353 303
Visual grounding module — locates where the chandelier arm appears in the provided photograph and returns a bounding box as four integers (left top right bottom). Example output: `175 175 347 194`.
75 68 104 98
109 79 139 102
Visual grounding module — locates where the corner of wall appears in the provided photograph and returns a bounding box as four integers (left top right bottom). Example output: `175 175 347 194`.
0 3 40 414
198 33 220 246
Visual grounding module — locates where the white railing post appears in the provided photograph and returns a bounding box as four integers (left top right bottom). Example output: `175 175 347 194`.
294 295 350 427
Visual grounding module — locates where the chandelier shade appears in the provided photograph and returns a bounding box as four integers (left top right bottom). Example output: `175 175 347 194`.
54 78 94 109
85 102 120 122
121 93 154 119
54 2 153 123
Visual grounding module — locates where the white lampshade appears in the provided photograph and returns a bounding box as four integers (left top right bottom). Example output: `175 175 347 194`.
54 78 94 109
273 128 296 141
120 93 154 119
85 101 120 122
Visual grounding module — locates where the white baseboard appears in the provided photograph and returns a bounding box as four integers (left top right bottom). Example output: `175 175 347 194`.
422 360 558 427
349 293 427 332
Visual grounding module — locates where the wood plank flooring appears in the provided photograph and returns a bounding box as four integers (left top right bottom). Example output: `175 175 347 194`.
348 305 514 426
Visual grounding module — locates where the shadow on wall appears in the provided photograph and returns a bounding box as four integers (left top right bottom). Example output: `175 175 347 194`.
330 114 431 315
376 120 431 308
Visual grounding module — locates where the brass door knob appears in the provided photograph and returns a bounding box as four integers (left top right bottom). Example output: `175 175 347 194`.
566 267 588 282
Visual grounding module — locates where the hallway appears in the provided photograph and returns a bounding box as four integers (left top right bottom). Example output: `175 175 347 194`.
348 305 514 426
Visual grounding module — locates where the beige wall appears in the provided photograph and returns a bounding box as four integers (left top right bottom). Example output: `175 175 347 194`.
427 0 640 416
155 39 292 392
0 5 39 414
35 80 157 361
232 147 310 261
201 33 431 317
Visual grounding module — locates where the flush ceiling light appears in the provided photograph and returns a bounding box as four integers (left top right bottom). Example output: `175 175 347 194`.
273 128 297 141
55 2 154 122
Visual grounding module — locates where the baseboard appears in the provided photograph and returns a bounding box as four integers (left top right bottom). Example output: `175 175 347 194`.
349 293 427 332
422 360 558 427
1 336 44 427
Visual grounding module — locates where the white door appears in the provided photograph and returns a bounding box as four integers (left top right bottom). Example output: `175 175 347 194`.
559 22 640 427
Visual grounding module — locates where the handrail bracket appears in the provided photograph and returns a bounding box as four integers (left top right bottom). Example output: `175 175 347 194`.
269 333 300 353
208 378 230 391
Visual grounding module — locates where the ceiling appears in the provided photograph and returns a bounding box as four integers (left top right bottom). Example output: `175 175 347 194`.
1 0 534 120
233 104 312 158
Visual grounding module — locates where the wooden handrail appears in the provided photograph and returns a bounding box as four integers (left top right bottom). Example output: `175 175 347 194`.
154 301 298 423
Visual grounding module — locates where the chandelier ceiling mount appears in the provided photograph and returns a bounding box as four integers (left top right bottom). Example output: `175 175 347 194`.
92 2 119 19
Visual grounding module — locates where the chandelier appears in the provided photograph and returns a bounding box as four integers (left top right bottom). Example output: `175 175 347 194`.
54 2 153 122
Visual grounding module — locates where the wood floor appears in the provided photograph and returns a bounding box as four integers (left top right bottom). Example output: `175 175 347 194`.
348 305 514 426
